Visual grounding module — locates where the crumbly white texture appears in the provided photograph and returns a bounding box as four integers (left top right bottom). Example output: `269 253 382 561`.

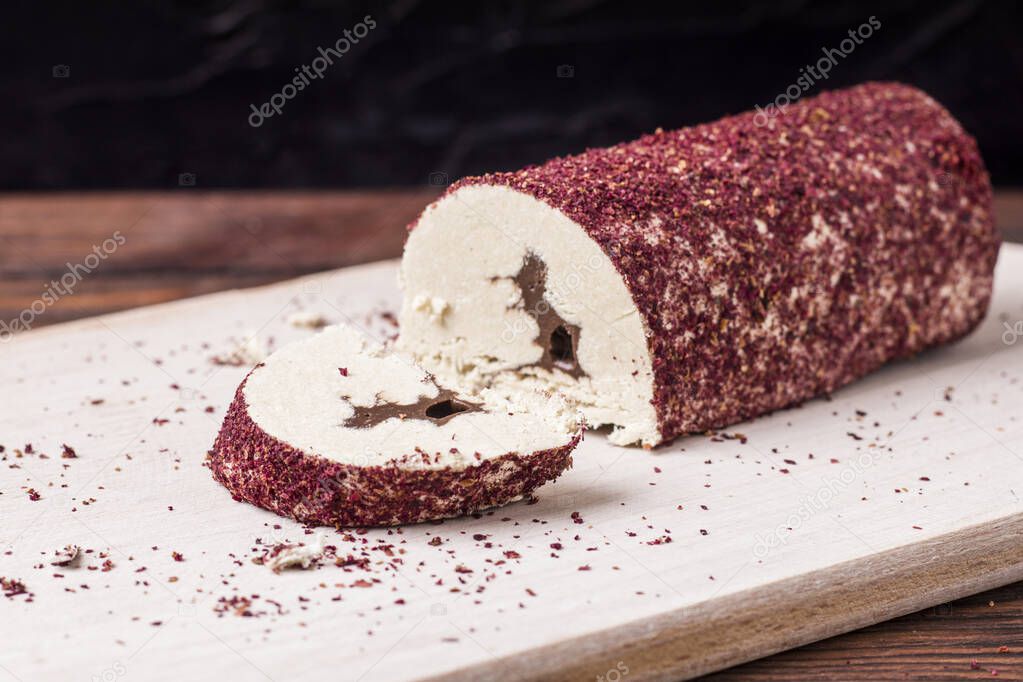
264 535 325 572
50 545 81 567
243 325 581 469
412 294 450 324
398 184 660 446
214 332 268 366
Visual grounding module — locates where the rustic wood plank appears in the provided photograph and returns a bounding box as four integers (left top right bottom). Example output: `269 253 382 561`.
0 190 439 329
703 582 1023 680
0 273 289 327
995 190 1023 242
0 190 439 273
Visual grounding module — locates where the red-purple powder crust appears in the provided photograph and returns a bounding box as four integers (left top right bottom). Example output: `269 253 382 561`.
419 82 999 443
208 375 579 527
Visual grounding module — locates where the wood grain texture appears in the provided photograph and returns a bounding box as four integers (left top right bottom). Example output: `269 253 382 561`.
1 191 1023 682
439 514 1023 681
0 189 1019 328
0 190 438 325
703 581 1023 680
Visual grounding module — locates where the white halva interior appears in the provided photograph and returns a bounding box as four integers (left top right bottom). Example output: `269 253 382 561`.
398 185 659 447
244 325 580 470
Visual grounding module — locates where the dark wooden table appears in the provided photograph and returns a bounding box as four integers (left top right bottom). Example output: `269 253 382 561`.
2 189 1022 680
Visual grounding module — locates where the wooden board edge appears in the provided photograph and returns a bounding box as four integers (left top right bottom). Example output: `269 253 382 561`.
7 243 1023 681
3 258 401 343
431 510 1023 681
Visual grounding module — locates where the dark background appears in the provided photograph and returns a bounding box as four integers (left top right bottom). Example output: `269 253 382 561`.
3 0 1021 190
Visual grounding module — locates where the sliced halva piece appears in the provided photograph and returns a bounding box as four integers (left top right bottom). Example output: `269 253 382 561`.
209 325 581 527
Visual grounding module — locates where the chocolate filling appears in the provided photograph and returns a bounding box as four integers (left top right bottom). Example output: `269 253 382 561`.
343 387 483 429
509 253 587 379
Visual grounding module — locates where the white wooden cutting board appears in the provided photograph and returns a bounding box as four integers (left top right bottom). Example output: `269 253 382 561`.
3 245 1023 682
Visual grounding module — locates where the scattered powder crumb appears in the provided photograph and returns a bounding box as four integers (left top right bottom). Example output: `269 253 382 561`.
287 311 330 329
211 334 267 366
1 577 32 601
51 545 81 567
258 536 326 573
